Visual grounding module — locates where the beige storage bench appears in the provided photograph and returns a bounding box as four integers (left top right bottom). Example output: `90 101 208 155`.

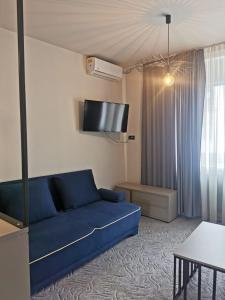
115 182 177 222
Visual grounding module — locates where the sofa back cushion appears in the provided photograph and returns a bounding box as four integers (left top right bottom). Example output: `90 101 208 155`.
0 178 57 224
53 169 101 209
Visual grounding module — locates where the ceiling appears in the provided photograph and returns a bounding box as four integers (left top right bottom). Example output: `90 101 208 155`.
1 0 225 67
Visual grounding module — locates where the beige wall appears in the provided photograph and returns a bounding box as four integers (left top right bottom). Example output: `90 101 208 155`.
0 28 125 188
125 69 143 183
0 28 21 181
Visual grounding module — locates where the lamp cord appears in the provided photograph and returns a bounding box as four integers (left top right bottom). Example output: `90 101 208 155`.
168 21 170 72
165 14 171 73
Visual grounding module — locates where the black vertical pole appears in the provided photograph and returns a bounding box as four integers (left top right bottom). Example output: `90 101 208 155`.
198 265 201 300
17 0 29 227
173 256 176 299
212 270 217 300
178 259 181 294
183 260 188 300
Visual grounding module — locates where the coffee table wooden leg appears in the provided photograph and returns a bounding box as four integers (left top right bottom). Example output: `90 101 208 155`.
212 270 217 300
198 265 201 300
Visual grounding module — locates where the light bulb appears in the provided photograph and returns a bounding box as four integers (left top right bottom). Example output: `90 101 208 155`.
163 72 175 86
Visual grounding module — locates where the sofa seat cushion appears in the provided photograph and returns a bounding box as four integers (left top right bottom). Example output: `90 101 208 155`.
66 200 140 228
53 169 101 210
29 201 140 263
0 178 57 224
66 201 141 248
29 212 94 263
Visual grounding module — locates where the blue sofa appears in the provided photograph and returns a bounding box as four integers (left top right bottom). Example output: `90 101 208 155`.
0 169 141 294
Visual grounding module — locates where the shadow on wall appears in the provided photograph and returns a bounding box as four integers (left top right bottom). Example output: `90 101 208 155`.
72 98 84 131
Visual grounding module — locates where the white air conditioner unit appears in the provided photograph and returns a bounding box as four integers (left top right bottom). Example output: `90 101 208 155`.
86 57 123 81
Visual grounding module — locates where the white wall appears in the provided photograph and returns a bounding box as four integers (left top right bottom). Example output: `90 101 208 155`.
125 69 143 183
0 28 125 188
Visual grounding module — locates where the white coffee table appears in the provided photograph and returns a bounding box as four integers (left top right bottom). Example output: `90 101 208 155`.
173 221 225 300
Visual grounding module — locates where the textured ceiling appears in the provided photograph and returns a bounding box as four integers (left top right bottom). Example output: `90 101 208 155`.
1 0 225 67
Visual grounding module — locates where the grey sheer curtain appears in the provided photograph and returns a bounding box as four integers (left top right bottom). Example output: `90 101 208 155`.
176 50 206 217
141 66 177 189
200 43 225 224
141 49 206 217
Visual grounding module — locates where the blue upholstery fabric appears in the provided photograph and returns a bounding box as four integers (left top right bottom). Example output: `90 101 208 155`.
0 169 141 294
98 188 126 202
0 178 57 224
0 182 23 221
65 201 139 228
53 169 101 209
29 201 139 261
29 179 58 223
29 200 140 293
29 212 93 262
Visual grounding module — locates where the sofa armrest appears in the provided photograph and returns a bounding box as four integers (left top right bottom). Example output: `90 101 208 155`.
98 188 126 203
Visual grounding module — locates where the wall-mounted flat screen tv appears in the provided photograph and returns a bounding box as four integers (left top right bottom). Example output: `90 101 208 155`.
83 100 129 133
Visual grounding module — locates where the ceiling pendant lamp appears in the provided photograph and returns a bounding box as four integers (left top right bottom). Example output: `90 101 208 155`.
163 14 175 87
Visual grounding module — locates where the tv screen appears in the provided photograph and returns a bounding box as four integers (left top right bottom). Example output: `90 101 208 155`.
83 100 129 133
